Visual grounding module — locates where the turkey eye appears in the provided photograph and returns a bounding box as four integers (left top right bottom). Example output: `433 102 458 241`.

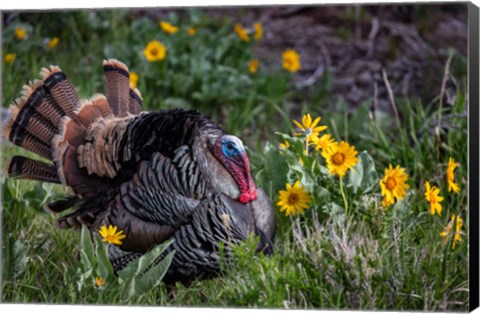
226 143 234 150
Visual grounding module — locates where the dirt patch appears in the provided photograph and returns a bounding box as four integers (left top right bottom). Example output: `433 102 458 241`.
202 3 468 112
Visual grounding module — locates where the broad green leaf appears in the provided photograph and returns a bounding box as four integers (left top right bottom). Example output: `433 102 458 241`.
312 185 331 208
346 151 378 196
93 234 115 280
80 224 94 272
134 250 175 297
118 240 173 279
251 142 289 199
121 278 136 302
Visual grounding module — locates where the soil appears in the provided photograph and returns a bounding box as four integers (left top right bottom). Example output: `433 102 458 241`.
203 3 468 112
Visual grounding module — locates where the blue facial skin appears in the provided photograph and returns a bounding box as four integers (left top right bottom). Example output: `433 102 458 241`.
222 141 244 159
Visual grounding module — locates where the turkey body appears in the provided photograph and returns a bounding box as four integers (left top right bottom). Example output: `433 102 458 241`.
3 59 275 283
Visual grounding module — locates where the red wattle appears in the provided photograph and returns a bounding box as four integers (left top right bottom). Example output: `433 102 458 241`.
239 193 250 204
249 189 257 201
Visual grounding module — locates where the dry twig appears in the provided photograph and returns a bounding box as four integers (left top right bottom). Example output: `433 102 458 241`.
382 68 401 128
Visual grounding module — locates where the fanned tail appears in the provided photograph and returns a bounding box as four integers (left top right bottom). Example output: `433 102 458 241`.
3 59 144 197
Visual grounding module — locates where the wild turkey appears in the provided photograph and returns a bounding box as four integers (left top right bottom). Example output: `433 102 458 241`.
3 59 275 283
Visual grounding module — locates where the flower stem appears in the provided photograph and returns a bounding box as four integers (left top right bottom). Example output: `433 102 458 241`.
339 177 349 214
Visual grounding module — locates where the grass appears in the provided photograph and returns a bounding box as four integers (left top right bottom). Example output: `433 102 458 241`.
1 8 469 310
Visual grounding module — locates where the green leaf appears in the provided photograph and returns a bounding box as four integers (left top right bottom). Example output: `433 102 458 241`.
134 251 175 297
117 240 173 280
93 234 115 280
80 224 94 272
117 241 175 301
346 151 379 195
251 142 290 199
121 278 137 302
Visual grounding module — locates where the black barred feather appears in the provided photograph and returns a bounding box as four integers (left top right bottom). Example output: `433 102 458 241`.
103 59 130 117
44 196 81 213
43 69 80 120
128 89 142 114
6 156 60 183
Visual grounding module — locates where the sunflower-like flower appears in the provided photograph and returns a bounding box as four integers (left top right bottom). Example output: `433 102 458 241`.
279 140 290 150
47 37 59 49
4 53 16 65
159 21 178 34
321 141 359 177
424 181 444 216
277 180 311 216
99 225 126 245
143 40 167 62
129 71 139 89
234 23 250 42
186 27 197 36
254 22 263 40
379 164 410 207
15 27 26 40
440 214 464 249
95 276 106 287
249 59 259 74
282 49 301 73
312 133 335 151
446 157 460 193
293 113 327 142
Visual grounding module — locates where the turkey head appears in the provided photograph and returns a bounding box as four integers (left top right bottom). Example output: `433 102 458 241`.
211 135 257 204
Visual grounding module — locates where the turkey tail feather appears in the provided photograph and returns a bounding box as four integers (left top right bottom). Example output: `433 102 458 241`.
129 88 142 114
5 156 60 183
103 59 130 117
41 66 80 120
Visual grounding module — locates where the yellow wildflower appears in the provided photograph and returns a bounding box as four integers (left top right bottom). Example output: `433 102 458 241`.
159 21 178 34
440 214 464 249
279 141 290 150
254 22 263 40
446 157 460 193
249 59 260 74
321 141 359 177
95 276 106 287
143 40 167 62
293 113 327 142
99 225 126 245
424 181 444 216
277 180 311 216
129 71 139 89
186 27 197 36
47 37 59 49
4 53 16 65
282 49 301 73
234 23 250 42
379 164 410 207
15 27 27 40
313 133 335 151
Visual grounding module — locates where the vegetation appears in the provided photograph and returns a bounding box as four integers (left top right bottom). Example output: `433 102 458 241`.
2 8 468 310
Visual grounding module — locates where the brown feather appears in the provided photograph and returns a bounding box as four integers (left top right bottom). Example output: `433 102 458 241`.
128 88 143 115
42 66 80 120
62 117 87 147
91 94 113 118
75 100 103 127
103 59 130 117
5 156 60 183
